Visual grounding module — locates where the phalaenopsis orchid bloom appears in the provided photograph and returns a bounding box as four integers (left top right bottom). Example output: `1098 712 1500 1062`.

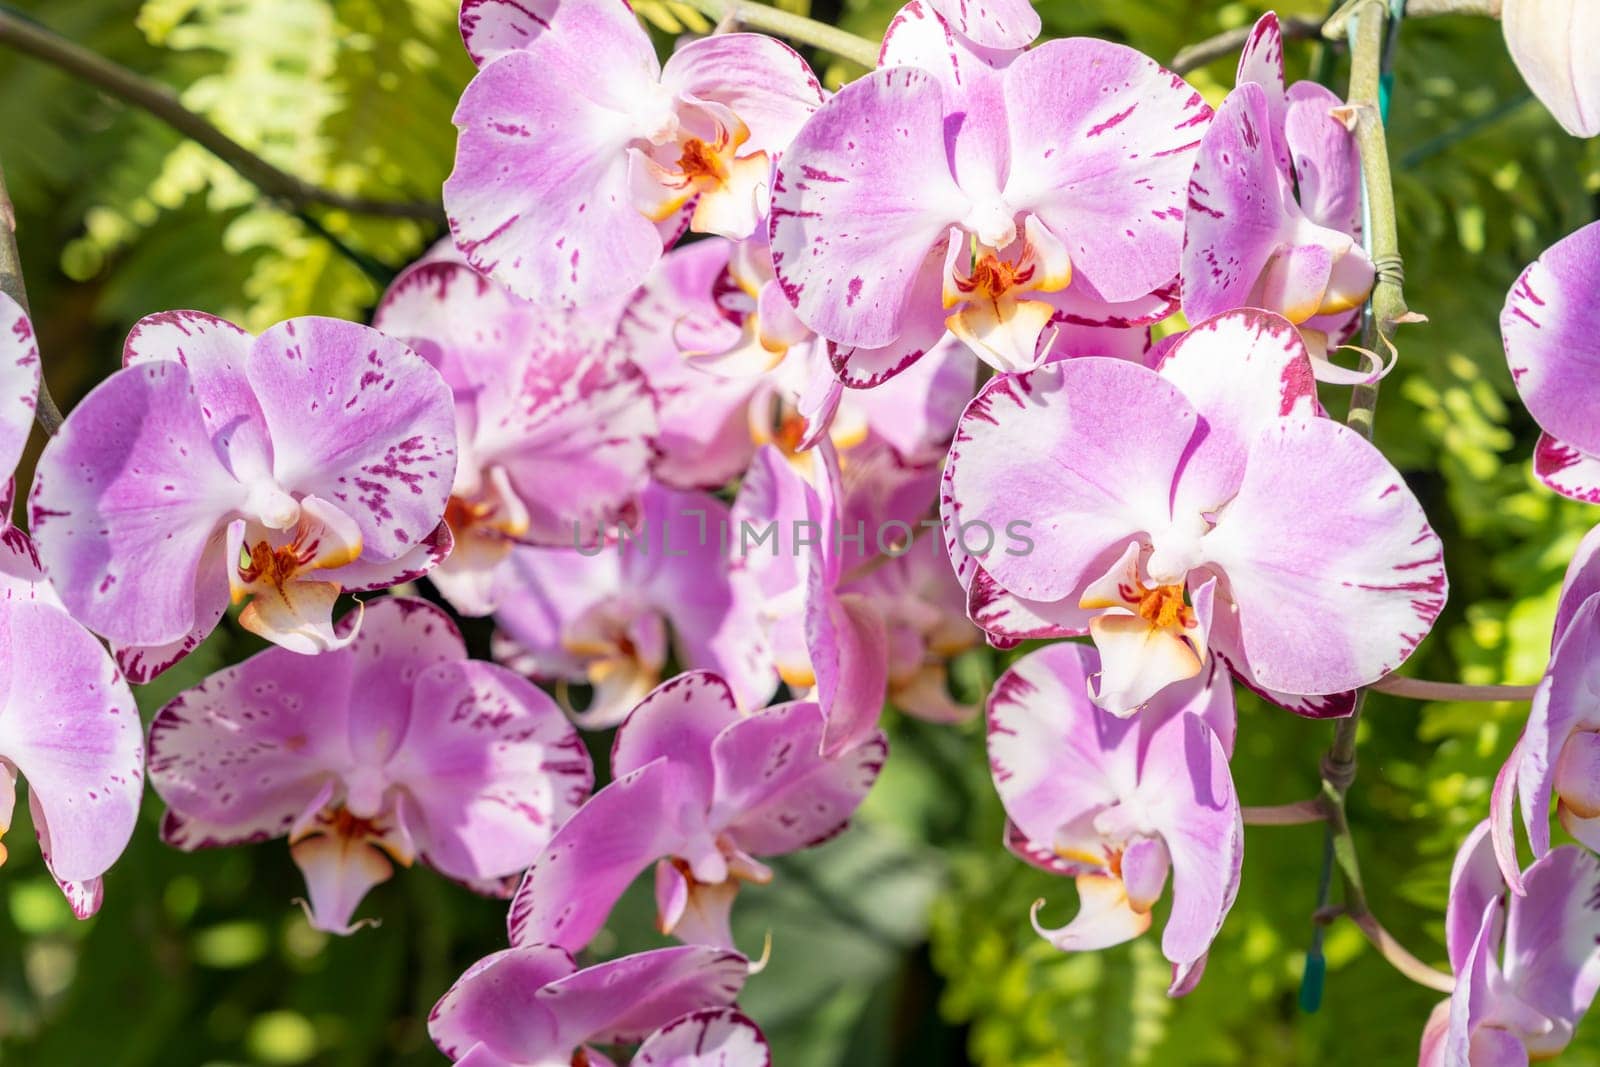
1490 522 1600 890
446 0 823 306
1502 218 1600 503
491 483 776 728
769 0 1206 383
30 311 457 680
147 597 592 934
946 308 1447 717
1183 13 1375 380
430 940 765 1066
729 443 889 753
0 295 143 919
506 671 885 952
988 642 1240 996
1501 0 1600 138
372 253 657 615
1418 821 1600 1066
626 236 975 489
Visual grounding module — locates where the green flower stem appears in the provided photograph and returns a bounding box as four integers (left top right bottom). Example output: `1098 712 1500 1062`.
683 0 880 68
0 158 63 435
0 7 442 222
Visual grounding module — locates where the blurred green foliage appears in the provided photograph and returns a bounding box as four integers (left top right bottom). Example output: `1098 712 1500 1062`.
0 0 1595 1063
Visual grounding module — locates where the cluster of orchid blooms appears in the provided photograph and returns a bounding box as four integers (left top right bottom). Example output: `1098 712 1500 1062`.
2 0 1598 1062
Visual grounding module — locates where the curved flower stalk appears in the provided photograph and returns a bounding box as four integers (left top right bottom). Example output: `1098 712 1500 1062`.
1490 523 1600 890
1501 219 1600 502
506 672 885 953
372 254 658 615
625 237 974 489
730 442 890 752
1419 821 1600 1066
0 295 143 918
769 0 1206 384
946 308 1447 718
491 483 777 729
430 940 762 1066
446 0 824 306
148 597 592 934
1502 0 1600 138
988 643 1240 996
30 311 457 681
1182 14 1375 382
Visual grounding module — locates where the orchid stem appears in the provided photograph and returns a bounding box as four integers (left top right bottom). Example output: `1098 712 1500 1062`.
1370 675 1540 702
1242 799 1327 826
0 156 63 436
1350 912 1456 993
0 6 442 223
682 0 880 68
1324 0 1500 39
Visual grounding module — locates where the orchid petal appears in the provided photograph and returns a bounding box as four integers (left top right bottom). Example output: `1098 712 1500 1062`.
428 943 572 1063
290 833 393 934
1533 433 1600 504
1283 81 1363 236
1505 845 1600 1055
634 1008 771 1066
0 601 143 886
1199 416 1446 696
613 671 742 802
446 0 663 305
1519 597 1600 863
31 360 245 650
1002 39 1209 302
545 945 750 1049
1503 220 1600 490
1503 0 1600 137
1554 524 1600 646
712 701 885 855
660 35 823 161
947 358 1198 602
1031 874 1153 952
0 294 39 482
459 0 555 68
507 758 695 951
925 0 1039 50
769 67 969 350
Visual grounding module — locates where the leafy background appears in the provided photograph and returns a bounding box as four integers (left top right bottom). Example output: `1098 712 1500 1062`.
0 0 1595 1063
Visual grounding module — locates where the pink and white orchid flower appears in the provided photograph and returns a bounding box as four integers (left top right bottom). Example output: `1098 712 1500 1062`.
770 0 1206 382
30 311 457 681
1183 13 1375 380
1502 0 1600 138
947 308 1447 717
0 296 144 919
373 254 658 615
1419 821 1600 1066
447 0 823 306
627 236 975 489
1490 522 1600 891
989 642 1240 996
1502 218 1600 502
430 940 763 1067
148 597 592 934
492 483 776 729
506 671 885 953
730 443 889 753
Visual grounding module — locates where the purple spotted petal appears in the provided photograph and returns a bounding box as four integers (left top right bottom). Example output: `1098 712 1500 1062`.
1234 13 1289 179
1181 83 1292 324
31 360 247 649
710 701 885 855
946 358 1198 602
634 1009 769 1066
769 68 969 350
0 294 39 482
0 600 142 891
446 0 663 305
1503 220 1600 499
545 946 750 1049
460 0 555 67
612 671 742 803
1503 0 1600 137
925 0 1039 50
387 658 591 883
506 758 696 951
1199 417 1446 696
247 317 456 561
1002 39 1209 302
429 943 575 1062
